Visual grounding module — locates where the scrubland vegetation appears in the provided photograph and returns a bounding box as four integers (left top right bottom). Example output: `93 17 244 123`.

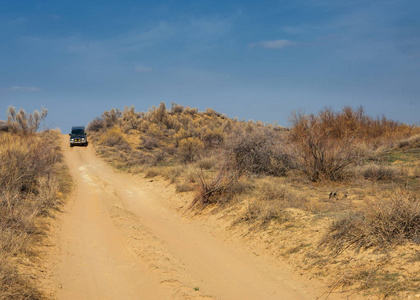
88 103 420 298
0 107 70 299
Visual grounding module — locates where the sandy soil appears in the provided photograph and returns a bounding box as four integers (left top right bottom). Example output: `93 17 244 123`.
50 135 340 300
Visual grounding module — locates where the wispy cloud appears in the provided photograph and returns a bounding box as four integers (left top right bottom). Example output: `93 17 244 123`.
249 39 297 49
1 86 41 92
135 66 153 73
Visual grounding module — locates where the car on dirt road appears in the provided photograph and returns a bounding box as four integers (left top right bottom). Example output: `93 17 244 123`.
69 126 88 147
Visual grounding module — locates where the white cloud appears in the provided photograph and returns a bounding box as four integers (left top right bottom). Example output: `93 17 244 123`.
249 39 297 49
135 66 153 73
2 86 41 92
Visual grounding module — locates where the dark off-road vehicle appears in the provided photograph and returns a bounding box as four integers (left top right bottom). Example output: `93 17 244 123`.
69 126 88 147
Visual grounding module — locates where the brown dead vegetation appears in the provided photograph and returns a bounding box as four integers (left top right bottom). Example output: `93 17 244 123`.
0 108 71 299
88 103 420 299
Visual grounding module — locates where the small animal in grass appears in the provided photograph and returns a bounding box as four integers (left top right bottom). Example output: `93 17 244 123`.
329 191 337 199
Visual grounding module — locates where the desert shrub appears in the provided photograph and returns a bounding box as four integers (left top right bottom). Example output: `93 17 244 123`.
150 150 166 166
149 102 168 124
289 111 364 181
145 167 160 178
159 166 184 183
147 123 164 137
6 106 48 135
360 164 405 181
0 120 11 132
196 157 217 170
102 108 122 128
189 163 240 209
397 134 420 148
171 103 184 114
184 106 198 115
204 108 222 117
99 127 130 149
202 128 225 148
87 117 105 132
228 128 290 176
121 106 141 131
178 137 204 162
258 179 290 200
140 135 160 149
321 191 420 252
175 182 194 192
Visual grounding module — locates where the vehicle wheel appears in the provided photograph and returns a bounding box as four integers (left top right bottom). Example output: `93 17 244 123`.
70 144 73 147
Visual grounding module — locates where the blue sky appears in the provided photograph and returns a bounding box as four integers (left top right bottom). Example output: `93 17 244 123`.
0 0 419 131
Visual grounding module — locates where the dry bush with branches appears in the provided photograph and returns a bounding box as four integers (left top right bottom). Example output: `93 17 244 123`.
102 108 122 128
321 191 420 253
289 111 365 181
6 106 48 134
189 162 241 209
227 127 291 176
87 117 105 132
360 164 406 181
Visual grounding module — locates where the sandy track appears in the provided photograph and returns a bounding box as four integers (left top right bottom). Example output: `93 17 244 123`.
55 135 324 300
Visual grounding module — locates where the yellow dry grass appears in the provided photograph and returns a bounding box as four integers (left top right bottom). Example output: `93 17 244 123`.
0 130 71 299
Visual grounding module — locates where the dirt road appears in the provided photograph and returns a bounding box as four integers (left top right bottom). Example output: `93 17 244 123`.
54 135 327 300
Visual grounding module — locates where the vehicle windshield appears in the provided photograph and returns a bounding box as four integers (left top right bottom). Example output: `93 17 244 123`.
71 129 85 135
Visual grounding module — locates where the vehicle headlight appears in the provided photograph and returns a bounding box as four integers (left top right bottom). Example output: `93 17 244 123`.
70 138 74 141
82 138 85 141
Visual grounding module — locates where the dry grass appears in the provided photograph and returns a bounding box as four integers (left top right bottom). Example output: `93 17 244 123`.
359 164 406 181
398 134 420 148
321 191 420 253
0 130 70 299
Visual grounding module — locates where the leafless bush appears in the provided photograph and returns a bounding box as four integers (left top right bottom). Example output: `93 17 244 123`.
321 191 420 253
228 128 291 176
289 111 365 181
102 108 122 128
87 117 105 132
360 164 406 181
6 106 48 134
140 135 160 149
189 163 241 209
